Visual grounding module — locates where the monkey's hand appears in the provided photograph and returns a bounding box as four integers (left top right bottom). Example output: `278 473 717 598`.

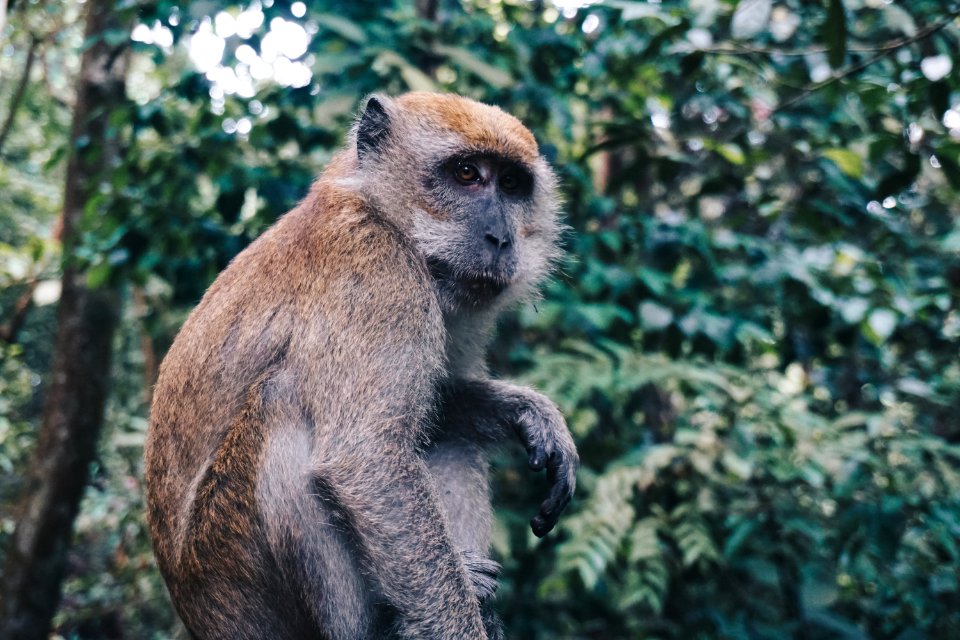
508 386 579 537
461 549 501 601
441 378 579 537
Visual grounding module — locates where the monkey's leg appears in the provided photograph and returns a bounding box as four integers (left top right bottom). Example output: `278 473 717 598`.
256 420 376 640
310 443 487 639
174 385 371 640
425 440 493 554
425 439 504 640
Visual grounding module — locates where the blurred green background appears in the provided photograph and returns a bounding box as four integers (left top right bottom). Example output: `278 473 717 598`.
2 0 960 638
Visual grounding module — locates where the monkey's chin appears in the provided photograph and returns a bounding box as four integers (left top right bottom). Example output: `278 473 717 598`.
427 259 511 306
458 275 509 301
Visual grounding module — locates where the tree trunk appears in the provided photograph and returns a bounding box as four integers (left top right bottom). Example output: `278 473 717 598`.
0 1 129 637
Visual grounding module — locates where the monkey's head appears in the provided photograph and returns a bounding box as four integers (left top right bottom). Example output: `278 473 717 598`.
347 92 562 312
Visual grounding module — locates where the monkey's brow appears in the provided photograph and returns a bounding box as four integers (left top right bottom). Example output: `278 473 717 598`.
453 148 534 170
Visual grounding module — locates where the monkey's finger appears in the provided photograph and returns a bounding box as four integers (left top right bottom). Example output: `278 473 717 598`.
530 513 556 538
531 489 570 537
531 497 571 537
546 447 577 492
520 417 555 471
527 448 547 471
530 455 577 537
530 490 568 536
544 471 574 515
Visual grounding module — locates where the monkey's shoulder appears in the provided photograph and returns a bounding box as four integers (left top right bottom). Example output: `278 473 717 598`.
250 188 428 286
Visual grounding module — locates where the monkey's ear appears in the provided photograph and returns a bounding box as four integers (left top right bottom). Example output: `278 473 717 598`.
357 96 390 162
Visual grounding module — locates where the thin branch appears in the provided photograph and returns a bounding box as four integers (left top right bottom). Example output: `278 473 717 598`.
40 47 73 110
696 8 960 59
133 287 158 403
0 279 37 344
0 33 40 157
723 55 809 90
701 41 915 58
773 7 960 115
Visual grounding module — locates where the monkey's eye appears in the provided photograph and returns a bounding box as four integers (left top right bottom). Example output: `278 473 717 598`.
499 168 531 195
500 172 520 193
453 162 482 184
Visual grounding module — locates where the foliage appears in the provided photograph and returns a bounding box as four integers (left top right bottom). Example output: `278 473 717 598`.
2 0 960 637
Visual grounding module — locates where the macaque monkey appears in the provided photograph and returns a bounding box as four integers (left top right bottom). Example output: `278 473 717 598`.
145 92 578 639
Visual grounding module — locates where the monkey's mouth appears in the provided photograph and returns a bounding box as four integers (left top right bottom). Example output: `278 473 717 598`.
426 259 510 301
459 273 509 297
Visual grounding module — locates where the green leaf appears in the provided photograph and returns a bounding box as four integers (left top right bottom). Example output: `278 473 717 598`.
882 4 916 37
731 0 772 40
724 519 759 558
821 148 863 178
734 322 775 346
576 303 634 330
102 29 130 47
722 451 754 480
863 308 897 345
934 149 960 191
313 13 368 44
433 45 513 89
637 268 671 296
823 0 847 68
710 142 745 165
639 301 674 330
837 297 869 324
943 226 960 251
376 52 436 92
929 80 950 117
607 1 679 24
877 152 921 196
86 262 112 289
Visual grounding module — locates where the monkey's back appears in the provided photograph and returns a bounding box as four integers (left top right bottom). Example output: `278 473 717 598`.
144 175 445 636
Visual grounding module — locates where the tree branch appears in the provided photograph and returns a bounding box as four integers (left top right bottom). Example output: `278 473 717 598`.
0 33 40 157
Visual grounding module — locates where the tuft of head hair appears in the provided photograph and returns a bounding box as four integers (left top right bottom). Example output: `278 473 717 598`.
352 93 540 166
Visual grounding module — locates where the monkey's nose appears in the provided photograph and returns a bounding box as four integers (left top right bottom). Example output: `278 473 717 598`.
484 232 511 251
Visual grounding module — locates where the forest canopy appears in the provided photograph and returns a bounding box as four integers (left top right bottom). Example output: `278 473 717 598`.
2 0 960 638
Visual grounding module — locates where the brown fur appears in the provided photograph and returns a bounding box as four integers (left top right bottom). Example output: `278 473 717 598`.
145 93 577 640
394 92 539 164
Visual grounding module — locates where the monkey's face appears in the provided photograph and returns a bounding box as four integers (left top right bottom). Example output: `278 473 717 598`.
352 93 563 311
418 152 537 307
413 142 562 313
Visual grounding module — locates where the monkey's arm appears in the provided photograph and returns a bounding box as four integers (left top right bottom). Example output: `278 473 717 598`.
299 234 488 638
439 378 579 537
